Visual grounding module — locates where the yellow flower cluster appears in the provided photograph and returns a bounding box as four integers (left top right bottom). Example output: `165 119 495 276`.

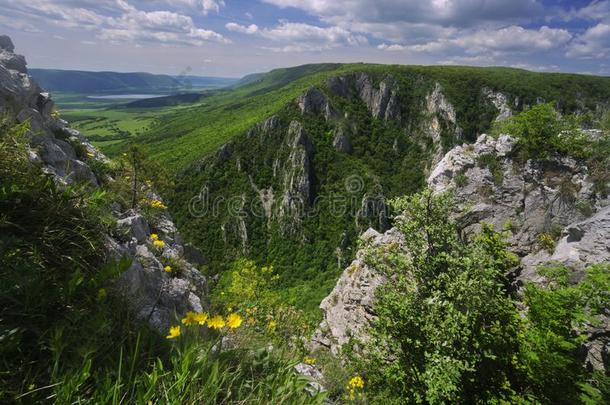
166 325 181 339
181 311 208 326
347 376 364 390
346 375 365 400
150 233 166 249
172 312 243 336
148 199 168 210
303 356 316 365
226 313 243 328
164 265 172 273
207 315 225 329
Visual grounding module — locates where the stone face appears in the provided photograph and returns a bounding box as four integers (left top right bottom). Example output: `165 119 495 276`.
309 228 402 355
332 126 352 153
0 35 15 52
0 36 209 335
297 87 336 121
482 87 513 122
313 131 610 372
428 133 609 269
326 72 401 121
280 121 315 229
425 83 463 163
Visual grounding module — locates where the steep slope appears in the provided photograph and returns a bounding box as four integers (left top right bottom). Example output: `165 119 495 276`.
311 131 610 372
157 66 610 314
0 35 207 333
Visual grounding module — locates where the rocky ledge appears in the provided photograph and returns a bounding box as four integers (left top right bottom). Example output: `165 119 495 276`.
0 35 208 334
311 132 610 371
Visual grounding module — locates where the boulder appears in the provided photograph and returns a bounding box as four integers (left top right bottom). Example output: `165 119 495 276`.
0 35 15 52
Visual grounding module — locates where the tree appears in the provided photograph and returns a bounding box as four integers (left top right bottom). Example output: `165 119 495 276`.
363 189 523 403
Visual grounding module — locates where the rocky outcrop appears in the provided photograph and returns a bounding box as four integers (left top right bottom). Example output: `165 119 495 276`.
298 87 336 121
0 36 208 334
482 87 513 122
309 228 401 355
279 121 315 233
425 83 463 162
428 133 609 280
313 131 610 371
327 73 401 121
332 125 352 153
112 209 208 333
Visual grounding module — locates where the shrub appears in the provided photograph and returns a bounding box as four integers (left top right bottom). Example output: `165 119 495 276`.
361 190 522 403
494 103 584 160
538 233 557 253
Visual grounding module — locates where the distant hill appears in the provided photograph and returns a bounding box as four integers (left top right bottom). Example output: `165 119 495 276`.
29 68 238 94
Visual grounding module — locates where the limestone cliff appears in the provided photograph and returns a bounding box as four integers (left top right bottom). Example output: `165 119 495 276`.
312 131 610 371
0 35 207 334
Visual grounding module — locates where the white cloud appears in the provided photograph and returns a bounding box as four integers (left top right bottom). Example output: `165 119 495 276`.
155 0 225 15
0 0 229 46
568 0 610 22
227 20 367 52
567 23 610 59
226 22 259 34
263 0 545 27
379 25 572 56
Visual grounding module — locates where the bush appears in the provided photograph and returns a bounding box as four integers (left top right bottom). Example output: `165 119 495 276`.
361 190 522 403
494 103 583 159
357 189 610 404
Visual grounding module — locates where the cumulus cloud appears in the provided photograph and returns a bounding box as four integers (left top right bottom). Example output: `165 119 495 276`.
226 20 367 52
567 23 610 59
0 0 229 46
567 0 610 22
164 0 225 15
379 25 572 56
263 0 545 27
225 22 259 34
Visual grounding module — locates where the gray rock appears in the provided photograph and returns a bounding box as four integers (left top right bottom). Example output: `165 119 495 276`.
279 121 315 231
482 87 513 122
117 213 151 244
297 87 336 121
332 126 352 153
294 363 326 394
310 228 403 355
0 35 15 52
327 72 401 121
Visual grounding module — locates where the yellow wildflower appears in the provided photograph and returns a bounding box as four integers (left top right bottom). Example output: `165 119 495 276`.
194 312 208 325
166 325 181 339
164 265 172 273
303 356 316 365
149 199 168 210
207 315 225 329
347 376 364 390
226 313 243 329
181 311 198 326
150 233 159 241
267 320 277 332
153 240 165 249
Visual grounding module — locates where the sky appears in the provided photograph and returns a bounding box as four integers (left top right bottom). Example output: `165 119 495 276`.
1 0 609 78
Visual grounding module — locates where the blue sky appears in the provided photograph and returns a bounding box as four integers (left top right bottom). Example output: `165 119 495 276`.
1 0 609 77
